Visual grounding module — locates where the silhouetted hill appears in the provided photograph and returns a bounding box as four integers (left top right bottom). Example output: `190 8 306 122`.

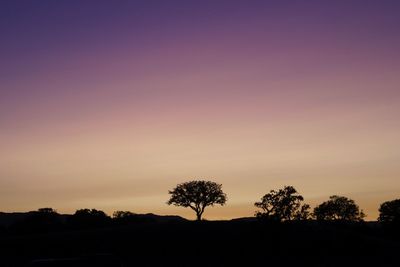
0 219 399 267
1 211 399 266
230 216 258 222
0 212 186 228
0 212 30 227
133 213 187 223
0 212 71 227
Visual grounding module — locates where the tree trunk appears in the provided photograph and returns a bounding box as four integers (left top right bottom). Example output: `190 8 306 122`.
196 211 202 221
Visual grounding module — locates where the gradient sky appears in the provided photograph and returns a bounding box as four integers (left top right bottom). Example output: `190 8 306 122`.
1 0 400 220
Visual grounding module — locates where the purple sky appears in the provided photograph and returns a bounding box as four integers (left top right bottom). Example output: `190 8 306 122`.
1 1 400 219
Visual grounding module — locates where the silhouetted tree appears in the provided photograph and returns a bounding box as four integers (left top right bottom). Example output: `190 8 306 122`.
113 211 139 224
68 208 111 228
313 195 365 221
294 204 311 220
37 208 58 214
112 211 159 224
379 199 400 224
255 186 310 221
167 180 227 221
113 211 137 219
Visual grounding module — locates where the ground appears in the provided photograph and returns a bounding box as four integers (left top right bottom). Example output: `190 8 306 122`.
1 220 399 267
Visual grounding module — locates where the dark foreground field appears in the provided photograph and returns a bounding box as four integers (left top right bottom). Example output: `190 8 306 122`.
1 220 399 267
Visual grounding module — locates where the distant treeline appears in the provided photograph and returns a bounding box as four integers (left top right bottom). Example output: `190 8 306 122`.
166 181 399 224
0 209 187 235
0 182 398 235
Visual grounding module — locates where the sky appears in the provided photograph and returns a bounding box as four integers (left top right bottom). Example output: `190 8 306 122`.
1 0 400 220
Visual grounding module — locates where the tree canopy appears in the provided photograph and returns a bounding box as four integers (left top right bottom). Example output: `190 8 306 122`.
313 195 365 221
167 180 227 220
254 186 310 221
378 199 400 224
69 208 111 228
113 211 137 219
